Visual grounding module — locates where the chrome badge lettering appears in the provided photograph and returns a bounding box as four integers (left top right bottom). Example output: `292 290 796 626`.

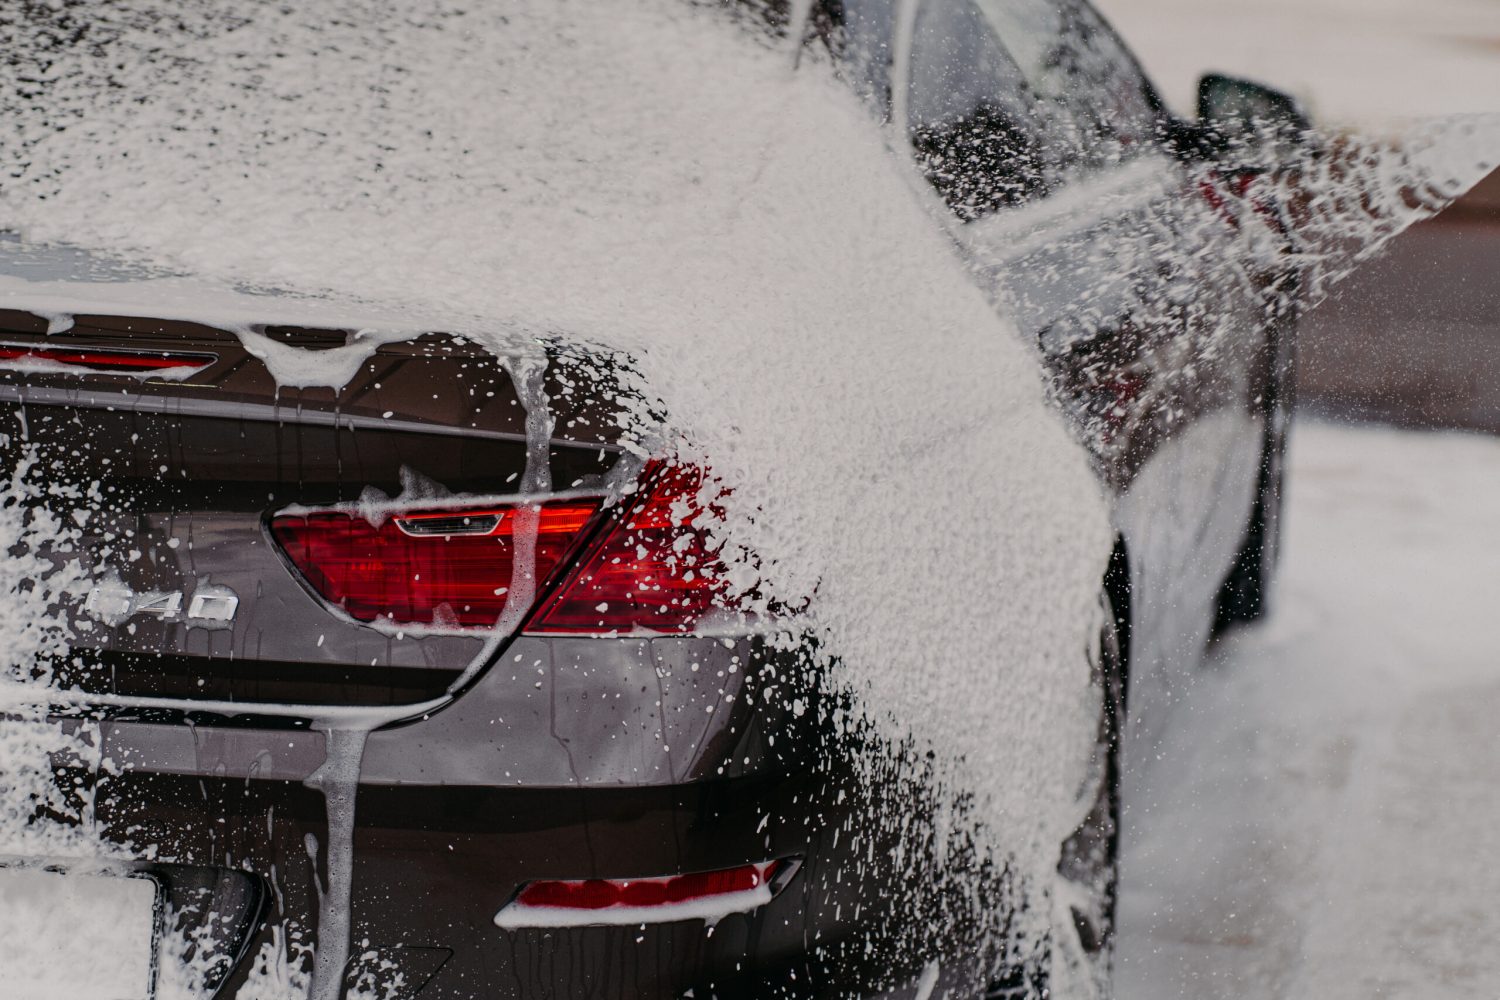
84 572 239 630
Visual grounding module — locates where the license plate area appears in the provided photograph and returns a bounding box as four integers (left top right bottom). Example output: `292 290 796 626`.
0 865 162 999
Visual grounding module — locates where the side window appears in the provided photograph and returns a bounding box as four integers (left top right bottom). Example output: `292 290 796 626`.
977 0 1160 165
906 0 1046 220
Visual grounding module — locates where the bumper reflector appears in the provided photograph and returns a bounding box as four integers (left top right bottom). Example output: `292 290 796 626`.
494 859 798 929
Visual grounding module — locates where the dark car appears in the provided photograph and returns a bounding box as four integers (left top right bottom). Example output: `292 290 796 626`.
0 0 1305 997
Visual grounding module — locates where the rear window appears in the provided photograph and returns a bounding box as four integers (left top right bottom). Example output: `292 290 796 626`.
977 0 1159 163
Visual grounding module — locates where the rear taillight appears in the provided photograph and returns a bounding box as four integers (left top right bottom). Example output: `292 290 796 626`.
269 499 603 630
270 463 739 635
524 463 736 635
493 859 795 929
0 342 215 377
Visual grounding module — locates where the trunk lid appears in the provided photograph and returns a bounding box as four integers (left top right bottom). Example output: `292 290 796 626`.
0 305 629 710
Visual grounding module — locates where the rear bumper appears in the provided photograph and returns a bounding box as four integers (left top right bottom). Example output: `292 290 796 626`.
83 764 966 998
18 635 1002 997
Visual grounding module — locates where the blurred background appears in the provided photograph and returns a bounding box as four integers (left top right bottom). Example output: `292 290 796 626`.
1097 0 1500 123
1099 0 1500 431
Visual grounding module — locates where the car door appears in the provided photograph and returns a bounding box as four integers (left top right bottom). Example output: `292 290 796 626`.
886 0 1275 733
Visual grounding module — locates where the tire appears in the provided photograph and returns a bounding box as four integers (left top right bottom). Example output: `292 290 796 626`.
1214 313 1295 632
988 592 1124 999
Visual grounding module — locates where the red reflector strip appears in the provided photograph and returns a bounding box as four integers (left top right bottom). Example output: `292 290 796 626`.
269 499 604 630
0 343 216 376
494 860 794 929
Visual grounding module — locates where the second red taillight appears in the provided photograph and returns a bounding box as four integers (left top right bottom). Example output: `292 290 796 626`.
525 464 733 635
270 462 738 635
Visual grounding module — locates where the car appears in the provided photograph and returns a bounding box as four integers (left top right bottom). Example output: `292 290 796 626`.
0 0 1306 997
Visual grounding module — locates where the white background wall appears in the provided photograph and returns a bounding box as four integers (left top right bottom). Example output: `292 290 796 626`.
1093 0 1500 125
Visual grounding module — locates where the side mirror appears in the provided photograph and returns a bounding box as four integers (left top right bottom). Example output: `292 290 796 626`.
1197 72 1311 152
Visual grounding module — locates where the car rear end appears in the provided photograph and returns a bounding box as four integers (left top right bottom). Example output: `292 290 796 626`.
0 286 986 999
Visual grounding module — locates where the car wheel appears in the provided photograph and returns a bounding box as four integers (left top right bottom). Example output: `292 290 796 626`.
988 593 1123 1000
1214 316 1295 632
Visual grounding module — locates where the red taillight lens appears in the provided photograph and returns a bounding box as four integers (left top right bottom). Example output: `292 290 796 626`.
494 860 793 928
0 343 215 376
525 464 735 635
270 499 602 630
270 463 738 636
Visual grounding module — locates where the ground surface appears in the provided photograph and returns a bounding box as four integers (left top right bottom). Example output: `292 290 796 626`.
1115 420 1500 999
